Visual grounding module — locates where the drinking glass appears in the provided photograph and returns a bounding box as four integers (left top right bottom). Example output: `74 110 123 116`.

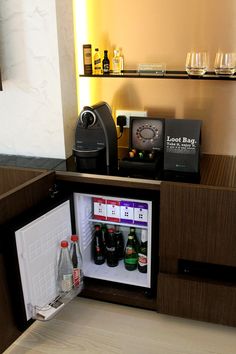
214 52 236 76
186 52 208 76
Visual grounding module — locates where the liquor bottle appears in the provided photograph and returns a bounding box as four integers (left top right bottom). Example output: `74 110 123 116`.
70 235 84 291
138 229 148 273
114 226 124 260
119 48 124 71
83 44 92 75
112 49 122 74
93 225 105 265
106 228 118 267
124 229 138 271
93 48 102 75
58 240 73 293
102 50 110 74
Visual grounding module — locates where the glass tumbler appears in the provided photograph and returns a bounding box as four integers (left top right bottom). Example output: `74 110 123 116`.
186 52 208 76
214 52 236 76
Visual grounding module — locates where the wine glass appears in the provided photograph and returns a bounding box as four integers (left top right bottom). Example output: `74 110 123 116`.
186 52 208 77
214 52 236 76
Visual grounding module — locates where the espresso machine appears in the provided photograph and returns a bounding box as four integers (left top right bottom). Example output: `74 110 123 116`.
73 102 118 175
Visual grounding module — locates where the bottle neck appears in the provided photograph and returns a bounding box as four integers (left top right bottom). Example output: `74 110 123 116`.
71 243 78 267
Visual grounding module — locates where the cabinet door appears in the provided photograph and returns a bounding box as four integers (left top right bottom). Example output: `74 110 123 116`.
160 182 236 268
0 254 21 353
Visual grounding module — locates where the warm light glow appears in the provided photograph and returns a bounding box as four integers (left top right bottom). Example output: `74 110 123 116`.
73 0 91 112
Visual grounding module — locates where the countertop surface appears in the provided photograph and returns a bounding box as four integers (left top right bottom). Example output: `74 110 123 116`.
0 154 69 171
0 153 236 188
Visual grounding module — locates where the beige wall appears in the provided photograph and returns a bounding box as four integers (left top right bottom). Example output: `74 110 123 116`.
79 0 236 155
0 0 78 159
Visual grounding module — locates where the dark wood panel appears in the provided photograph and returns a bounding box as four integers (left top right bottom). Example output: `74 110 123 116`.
55 171 161 191
0 255 22 353
158 273 236 326
159 182 236 267
81 278 157 311
0 171 55 225
0 166 44 195
200 154 236 188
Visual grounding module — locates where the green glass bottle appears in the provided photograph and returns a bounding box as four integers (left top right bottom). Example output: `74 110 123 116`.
124 228 138 271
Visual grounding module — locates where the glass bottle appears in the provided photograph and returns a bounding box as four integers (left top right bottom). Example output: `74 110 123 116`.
106 228 118 267
138 229 148 273
58 240 73 293
93 48 102 75
130 227 140 252
83 44 92 75
112 49 122 74
102 50 110 74
101 224 108 253
114 225 124 260
124 229 138 271
93 225 106 265
119 48 124 71
70 235 84 291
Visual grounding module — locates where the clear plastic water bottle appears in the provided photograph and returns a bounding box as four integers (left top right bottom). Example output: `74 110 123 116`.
70 235 84 293
58 240 73 293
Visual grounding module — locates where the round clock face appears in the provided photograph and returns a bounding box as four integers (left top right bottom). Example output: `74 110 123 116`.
132 118 163 151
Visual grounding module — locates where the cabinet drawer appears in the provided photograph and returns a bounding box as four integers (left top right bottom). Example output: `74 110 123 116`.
158 273 236 326
160 183 236 266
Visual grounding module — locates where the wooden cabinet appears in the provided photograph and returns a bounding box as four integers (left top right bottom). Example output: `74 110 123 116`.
158 180 236 326
1 156 236 353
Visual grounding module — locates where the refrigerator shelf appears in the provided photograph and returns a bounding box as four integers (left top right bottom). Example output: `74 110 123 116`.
85 260 148 288
33 285 82 321
88 218 148 229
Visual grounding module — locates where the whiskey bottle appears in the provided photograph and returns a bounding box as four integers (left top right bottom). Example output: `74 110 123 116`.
93 48 102 75
102 50 110 74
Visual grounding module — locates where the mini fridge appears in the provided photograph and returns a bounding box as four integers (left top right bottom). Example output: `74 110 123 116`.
4 191 155 327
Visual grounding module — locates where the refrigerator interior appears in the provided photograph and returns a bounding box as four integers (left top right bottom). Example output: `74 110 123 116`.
73 193 152 289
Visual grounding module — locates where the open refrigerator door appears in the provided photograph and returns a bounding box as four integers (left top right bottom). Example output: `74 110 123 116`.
15 200 80 321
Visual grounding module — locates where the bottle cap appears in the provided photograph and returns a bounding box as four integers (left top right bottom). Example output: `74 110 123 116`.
95 225 101 230
61 240 68 248
71 235 79 242
108 228 114 233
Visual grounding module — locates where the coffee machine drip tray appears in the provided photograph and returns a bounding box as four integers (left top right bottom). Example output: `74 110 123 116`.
73 146 107 174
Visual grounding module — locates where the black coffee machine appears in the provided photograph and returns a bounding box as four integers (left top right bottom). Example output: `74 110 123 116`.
73 102 118 175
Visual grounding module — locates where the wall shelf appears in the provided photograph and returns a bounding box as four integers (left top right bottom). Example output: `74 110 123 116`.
79 70 236 81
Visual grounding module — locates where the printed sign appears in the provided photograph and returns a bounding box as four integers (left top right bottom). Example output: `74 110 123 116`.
164 119 201 173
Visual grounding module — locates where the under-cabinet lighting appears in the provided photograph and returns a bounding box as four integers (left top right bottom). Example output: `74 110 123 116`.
73 0 91 111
